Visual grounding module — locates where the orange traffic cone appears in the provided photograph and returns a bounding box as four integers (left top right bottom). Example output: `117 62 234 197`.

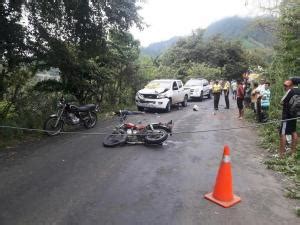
204 145 241 208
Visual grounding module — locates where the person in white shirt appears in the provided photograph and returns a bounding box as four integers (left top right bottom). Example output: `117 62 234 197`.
256 79 266 95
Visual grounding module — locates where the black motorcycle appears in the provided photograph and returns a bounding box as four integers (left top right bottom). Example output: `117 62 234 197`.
44 97 99 136
103 110 173 147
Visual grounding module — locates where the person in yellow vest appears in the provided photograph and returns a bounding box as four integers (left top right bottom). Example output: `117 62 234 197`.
223 80 230 109
212 80 222 110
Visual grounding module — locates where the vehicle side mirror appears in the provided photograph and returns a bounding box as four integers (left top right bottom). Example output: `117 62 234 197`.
173 86 178 90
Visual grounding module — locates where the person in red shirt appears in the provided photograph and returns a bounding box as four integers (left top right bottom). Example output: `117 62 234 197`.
237 80 244 119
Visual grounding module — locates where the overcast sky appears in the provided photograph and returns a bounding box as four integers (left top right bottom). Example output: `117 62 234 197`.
130 0 262 47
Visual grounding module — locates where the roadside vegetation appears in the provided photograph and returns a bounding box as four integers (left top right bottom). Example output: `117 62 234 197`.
267 0 299 206
0 1 143 147
244 0 300 215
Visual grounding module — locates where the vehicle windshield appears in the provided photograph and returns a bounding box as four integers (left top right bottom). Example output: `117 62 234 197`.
185 80 204 86
145 80 172 89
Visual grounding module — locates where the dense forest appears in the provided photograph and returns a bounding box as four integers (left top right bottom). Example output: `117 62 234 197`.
0 0 299 150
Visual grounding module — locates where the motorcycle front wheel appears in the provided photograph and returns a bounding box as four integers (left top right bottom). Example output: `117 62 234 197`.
144 128 168 144
103 131 127 147
43 117 64 136
84 112 97 129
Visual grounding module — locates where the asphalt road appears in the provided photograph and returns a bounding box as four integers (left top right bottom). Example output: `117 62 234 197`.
0 97 298 225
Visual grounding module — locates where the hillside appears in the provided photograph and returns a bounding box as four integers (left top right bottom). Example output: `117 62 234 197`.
203 16 277 49
140 36 180 57
140 16 277 57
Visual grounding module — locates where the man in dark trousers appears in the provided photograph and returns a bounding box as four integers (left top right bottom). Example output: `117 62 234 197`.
212 80 222 110
236 80 244 119
223 80 230 109
279 79 300 158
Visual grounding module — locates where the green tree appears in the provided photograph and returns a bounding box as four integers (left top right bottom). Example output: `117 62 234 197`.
0 0 34 119
159 31 260 81
278 0 300 76
27 0 142 103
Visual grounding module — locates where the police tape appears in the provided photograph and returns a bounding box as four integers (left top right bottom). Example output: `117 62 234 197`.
0 117 299 136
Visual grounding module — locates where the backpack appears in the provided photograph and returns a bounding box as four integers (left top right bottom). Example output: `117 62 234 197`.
288 94 300 117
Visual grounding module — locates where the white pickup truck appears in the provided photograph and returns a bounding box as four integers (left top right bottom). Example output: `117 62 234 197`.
135 79 189 112
184 78 212 101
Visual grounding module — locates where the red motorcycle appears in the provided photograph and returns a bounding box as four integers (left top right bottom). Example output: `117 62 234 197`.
103 110 173 147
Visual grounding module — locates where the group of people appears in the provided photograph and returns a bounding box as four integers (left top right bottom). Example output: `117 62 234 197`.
211 77 299 158
235 78 271 121
211 80 230 110
211 78 271 121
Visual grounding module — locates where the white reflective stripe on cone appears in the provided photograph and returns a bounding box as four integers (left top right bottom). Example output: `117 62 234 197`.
223 155 231 163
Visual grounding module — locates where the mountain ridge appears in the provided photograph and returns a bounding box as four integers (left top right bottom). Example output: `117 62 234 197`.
140 16 277 57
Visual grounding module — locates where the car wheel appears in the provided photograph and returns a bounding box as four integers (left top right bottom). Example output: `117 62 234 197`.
165 99 172 112
137 106 144 111
182 95 188 107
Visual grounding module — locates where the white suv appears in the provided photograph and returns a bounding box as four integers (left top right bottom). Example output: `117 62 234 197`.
184 78 212 101
135 79 189 112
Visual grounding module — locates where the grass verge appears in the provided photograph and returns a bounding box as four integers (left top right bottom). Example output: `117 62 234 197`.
245 108 300 216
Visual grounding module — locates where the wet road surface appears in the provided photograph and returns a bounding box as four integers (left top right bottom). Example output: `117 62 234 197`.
0 97 298 225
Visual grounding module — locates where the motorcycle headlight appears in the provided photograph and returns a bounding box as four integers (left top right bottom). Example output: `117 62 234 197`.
57 102 64 108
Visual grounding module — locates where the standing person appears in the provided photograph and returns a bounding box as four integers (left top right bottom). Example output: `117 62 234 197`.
212 80 222 110
260 82 270 120
261 82 271 122
244 82 252 108
279 79 300 158
236 80 244 119
257 79 266 93
231 80 237 99
256 79 266 122
251 82 259 113
223 80 230 109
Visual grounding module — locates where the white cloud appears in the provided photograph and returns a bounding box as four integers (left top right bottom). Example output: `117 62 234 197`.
131 0 262 47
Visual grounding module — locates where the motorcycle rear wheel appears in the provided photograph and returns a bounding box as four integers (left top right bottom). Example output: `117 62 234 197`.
43 117 63 136
103 131 127 147
144 128 168 144
84 112 97 129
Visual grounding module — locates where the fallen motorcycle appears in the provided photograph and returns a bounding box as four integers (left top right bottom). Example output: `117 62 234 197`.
103 110 173 147
44 96 99 136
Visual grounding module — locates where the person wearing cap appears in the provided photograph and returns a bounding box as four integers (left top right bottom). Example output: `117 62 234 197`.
212 80 222 110
279 79 300 158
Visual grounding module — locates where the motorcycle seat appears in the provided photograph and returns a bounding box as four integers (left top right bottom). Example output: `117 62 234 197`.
135 124 145 130
74 104 96 112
